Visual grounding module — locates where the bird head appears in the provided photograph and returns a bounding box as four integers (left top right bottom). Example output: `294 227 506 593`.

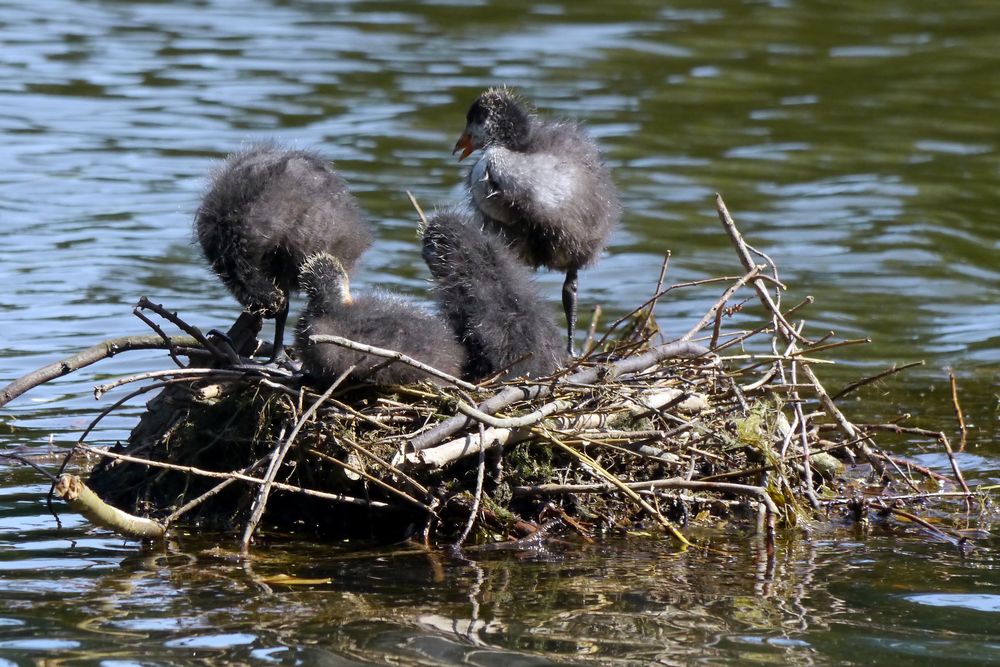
300 253 352 308
453 86 531 161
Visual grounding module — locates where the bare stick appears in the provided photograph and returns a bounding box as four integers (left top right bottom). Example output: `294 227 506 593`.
94 367 256 399
715 194 887 477
831 361 924 401
409 386 703 470
936 431 970 494
136 297 229 362
715 195 810 345
454 422 488 547
53 474 166 540
948 369 968 451
639 252 671 335
789 361 821 510
455 399 574 429
306 448 432 514
132 307 187 369
163 455 271 527
309 334 478 391
0 334 200 408
681 265 763 342
76 444 387 508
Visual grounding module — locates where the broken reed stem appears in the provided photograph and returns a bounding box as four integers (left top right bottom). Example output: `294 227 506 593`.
309 334 478 391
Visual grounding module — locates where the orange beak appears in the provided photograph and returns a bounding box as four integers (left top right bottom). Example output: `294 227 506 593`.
452 132 475 161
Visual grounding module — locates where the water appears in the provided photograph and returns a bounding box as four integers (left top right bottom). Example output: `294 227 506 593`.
1 0 998 663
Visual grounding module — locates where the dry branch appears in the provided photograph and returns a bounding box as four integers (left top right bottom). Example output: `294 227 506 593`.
0 334 199 408
53 474 166 540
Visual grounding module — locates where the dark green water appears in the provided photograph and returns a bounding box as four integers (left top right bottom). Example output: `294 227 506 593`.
0 0 997 664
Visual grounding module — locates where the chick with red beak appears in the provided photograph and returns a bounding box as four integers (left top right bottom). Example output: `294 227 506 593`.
451 87 621 356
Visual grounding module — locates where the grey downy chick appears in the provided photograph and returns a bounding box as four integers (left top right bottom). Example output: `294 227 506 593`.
296 253 466 386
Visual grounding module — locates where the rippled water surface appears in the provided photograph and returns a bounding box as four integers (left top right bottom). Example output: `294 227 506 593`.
1 0 998 664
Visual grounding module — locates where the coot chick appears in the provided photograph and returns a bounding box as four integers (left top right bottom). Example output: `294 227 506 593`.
421 208 566 381
453 87 621 355
195 143 372 363
295 253 466 386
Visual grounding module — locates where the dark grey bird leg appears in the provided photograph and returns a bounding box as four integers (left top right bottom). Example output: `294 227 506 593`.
268 297 291 365
561 266 579 356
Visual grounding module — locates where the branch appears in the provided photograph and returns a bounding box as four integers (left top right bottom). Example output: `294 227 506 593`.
0 335 199 408
53 474 166 540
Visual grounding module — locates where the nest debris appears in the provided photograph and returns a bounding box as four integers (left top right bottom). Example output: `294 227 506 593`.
1 196 983 552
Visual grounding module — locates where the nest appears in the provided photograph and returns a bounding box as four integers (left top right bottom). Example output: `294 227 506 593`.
3 197 979 550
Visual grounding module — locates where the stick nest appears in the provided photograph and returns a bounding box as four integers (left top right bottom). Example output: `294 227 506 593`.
9 197 979 549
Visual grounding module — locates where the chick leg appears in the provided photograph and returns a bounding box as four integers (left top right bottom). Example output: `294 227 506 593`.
561 267 579 357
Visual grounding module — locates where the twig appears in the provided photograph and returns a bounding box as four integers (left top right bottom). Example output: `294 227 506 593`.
136 297 229 362
936 431 970 494
94 367 258 399
948 369 968 451
409 387 704 469
681 265 763 342
512 477 780 517
831 361 924 401
455 422 488 547
639 252 670 335
76 444 387 508
306 448 433 514
716 194 890 478
132 306 188 369
0 334 200 408
163 455 271 527
715 195 811 345
309 334 478 391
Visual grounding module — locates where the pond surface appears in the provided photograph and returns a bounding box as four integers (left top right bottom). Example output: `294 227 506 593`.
0 0 997 664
